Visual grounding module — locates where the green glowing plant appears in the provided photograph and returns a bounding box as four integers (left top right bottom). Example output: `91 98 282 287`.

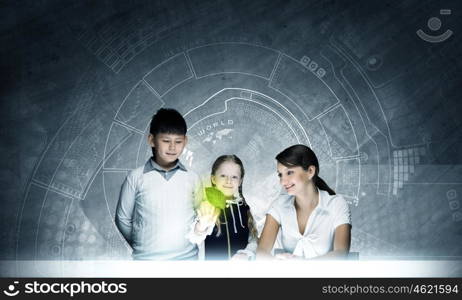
205 187 226 210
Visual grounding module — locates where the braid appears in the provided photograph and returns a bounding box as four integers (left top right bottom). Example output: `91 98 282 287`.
239 185 258 239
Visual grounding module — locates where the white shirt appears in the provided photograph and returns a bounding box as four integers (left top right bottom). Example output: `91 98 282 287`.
115 158 201 260
267 189 351 259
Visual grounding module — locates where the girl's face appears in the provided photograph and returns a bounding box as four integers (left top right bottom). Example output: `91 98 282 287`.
276 162 315 196
211 161 242 198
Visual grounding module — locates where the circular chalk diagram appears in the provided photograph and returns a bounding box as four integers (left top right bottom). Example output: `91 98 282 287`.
18 41 394 262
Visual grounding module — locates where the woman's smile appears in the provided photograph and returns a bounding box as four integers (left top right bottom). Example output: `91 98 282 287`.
284 183 295 192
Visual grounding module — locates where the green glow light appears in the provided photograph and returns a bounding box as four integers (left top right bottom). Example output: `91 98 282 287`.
205 187 226 210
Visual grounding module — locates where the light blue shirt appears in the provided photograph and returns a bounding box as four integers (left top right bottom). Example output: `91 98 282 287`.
115 158 201 260
144 158 186 181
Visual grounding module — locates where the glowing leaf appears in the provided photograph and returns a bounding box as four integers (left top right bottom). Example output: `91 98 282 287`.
205 187 226 210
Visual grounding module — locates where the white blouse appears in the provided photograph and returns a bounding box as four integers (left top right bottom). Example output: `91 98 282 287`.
267 189 351 259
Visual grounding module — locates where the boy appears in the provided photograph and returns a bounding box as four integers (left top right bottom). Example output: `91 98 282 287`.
115 108 201 260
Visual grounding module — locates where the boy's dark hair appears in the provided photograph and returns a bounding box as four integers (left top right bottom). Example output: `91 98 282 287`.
149 108 187 136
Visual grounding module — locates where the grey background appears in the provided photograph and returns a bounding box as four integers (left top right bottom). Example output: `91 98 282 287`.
1 0 461 274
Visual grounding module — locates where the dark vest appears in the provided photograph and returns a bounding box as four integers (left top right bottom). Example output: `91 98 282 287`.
204 201 250 260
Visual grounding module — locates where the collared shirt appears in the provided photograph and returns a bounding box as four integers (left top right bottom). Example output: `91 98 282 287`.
144 158 187 181
268 189 351 259
115 158 201 260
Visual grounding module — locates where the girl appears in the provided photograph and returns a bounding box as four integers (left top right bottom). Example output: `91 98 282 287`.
257 145 351 260
189 155 257 260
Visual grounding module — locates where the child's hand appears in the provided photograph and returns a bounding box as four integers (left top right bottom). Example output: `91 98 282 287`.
196 201 219 232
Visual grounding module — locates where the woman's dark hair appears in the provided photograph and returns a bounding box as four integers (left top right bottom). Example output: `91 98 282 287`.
275 144 336 195
211 155 257 239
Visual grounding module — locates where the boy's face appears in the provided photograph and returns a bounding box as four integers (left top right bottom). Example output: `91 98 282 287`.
148 133 187 168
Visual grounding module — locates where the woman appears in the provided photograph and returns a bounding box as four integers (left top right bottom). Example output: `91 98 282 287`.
257 145 351 260
188 155 258 260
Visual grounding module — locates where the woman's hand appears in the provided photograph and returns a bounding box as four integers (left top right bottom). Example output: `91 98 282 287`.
195 201 220 233
256 214 280 260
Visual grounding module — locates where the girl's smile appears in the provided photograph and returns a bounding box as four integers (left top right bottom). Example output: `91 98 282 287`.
211 161 242 198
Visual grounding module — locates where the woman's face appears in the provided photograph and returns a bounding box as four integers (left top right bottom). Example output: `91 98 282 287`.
211 161 242 198
277 162 314 196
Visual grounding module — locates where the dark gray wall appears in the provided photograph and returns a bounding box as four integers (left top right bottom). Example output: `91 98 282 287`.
1 0 461 272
